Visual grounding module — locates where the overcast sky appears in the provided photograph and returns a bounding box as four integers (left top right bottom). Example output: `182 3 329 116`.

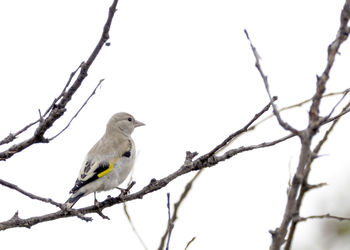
0 0 350 249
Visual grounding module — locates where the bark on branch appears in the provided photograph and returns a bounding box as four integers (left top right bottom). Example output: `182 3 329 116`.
0 0 120 161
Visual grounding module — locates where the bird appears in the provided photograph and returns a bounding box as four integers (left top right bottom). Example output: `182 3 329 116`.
65 112 144 208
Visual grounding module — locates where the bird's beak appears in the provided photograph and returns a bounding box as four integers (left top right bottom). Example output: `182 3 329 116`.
134 120 145 127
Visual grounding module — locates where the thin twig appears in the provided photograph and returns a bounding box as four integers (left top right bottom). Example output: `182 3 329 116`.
184 237 196 250
322 88 350 123
284 100 350 250
123 174 148 250
202 96 276 159
248 89 350 132
0 0 119 161
123 201 148 250
165 193 174 250
0 178 63 208
269 2 350 249
158 170 203 250
0 100 297 231
244 29 299 135
298 213 350 222
308 0 350 126
49 79 104 141
43 62 84 118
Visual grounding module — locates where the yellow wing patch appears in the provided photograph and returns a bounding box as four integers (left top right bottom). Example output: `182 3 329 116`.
97 157 120 178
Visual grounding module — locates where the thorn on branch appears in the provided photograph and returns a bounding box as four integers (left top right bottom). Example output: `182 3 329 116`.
96 210 110 220
304 182 327 191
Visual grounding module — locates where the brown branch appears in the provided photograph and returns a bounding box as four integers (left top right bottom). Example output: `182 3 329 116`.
0 101 296 231
123 200 148 250
297 213 350 222
284 100 350 250
49 79 104 141
308 0 350 126
0 134 294 230
201 96 276 160
0 178 63 208
268 1 350 249
184 237 196 250
322 88 349 122
248 89 350 132
244 29 299 135
0 63 84 147
0 0 120 161
0 133 293 230
158 170 203 250
122 173 149 250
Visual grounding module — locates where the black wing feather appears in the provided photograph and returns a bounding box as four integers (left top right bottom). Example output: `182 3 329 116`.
69 161 109 194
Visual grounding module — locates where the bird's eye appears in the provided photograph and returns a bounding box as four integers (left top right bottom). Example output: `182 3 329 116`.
128 117 132 122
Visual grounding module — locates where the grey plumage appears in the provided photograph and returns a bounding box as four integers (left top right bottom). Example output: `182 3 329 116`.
65 112 144 208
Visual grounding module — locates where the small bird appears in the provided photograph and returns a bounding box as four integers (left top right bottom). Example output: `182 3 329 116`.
65 112 144 208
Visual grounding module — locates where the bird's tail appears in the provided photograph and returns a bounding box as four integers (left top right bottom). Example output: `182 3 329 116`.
64 192 85 209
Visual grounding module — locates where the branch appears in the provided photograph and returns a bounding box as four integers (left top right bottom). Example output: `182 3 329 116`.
269 2 350 249
284 100 350 250
158 170 202 250
308 0 350 125
122 173 149 250
184 237 196 250
165 193 174 250
244 29 299 135
123 201 149 250
49 78 104 141
297 213 350 222
201 96 276 159
0 101 296 231
0 178 63 208
0 0 120 161
0 63 84 147
248 89 350 132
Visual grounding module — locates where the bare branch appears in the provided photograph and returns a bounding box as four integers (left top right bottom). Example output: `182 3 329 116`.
284 101 350 250
123 200 149 250
298 214 350 222
268 2 350 249
0 0 120 161
321 102 350 126
49 79 104 141
244 29 299 135
308 1 350 126
248 89 350 132
158 170 203 250
322 88 350 123
165 193 174 250
184 237 196 250
0 101 296 231
202 96 276 159
122 173 149 250
0 178 62 209
0 63 84 147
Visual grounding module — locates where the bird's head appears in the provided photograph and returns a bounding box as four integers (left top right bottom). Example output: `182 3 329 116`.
106 112 145 136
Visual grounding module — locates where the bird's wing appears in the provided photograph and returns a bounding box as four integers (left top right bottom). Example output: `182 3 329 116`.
69 139 132 194
69 157 120 194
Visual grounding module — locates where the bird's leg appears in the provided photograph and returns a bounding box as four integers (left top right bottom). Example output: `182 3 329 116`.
94 192 99 206
93 192 110 220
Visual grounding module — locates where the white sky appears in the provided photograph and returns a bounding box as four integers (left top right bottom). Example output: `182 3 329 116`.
0 0 350 249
